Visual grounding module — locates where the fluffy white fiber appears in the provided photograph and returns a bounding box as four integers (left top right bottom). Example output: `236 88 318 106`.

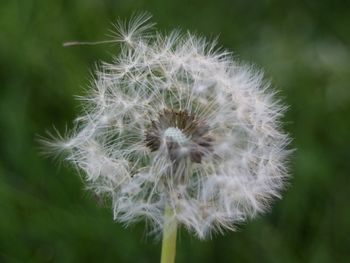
51 13 291 239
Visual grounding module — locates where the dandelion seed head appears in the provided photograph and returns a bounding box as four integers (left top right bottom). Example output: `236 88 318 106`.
51 13 292 239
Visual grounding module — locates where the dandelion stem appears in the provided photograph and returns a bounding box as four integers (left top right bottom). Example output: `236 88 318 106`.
160 205 177 263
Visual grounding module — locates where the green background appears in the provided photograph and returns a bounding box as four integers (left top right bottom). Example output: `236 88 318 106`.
1 0 350 262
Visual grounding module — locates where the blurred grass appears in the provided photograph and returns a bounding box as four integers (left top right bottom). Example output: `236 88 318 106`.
1 0 350 262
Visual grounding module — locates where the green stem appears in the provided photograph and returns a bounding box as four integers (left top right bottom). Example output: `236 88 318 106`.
160 206 177 263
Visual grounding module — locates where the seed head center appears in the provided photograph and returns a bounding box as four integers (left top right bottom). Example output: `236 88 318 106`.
164 127 188 144
145 109 214 163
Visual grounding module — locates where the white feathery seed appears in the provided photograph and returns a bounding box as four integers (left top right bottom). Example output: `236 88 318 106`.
50 13 291 239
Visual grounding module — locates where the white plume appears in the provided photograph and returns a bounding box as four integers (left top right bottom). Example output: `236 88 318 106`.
51 13 291 239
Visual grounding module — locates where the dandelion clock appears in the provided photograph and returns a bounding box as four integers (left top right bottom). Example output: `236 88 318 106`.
46 13 291 263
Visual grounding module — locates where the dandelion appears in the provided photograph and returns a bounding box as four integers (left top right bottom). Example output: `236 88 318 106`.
48 13 291 263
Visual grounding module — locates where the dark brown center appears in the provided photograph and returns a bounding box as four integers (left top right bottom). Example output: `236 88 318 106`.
145 109 213 163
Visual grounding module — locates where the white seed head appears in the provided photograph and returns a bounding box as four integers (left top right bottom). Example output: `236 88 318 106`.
164 127 188 144
52 13 292 239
